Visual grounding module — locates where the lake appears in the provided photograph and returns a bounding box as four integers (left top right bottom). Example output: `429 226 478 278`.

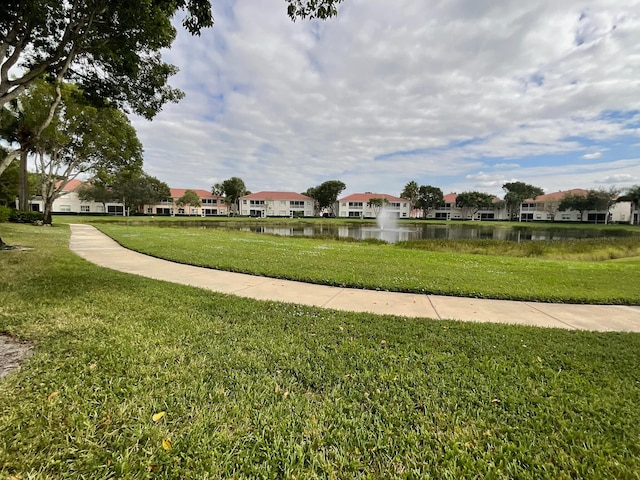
200 222 639 243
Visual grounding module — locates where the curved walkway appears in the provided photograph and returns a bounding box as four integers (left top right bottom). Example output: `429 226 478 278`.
69 224 640 332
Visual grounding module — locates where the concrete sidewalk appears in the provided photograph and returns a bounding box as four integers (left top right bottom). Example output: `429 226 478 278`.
69 224 640 332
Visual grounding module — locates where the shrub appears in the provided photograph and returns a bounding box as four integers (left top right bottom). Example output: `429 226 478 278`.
9 210 45 224
0 206 11 223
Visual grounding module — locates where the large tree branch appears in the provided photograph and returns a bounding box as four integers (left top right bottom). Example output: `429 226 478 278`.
0 149 20 177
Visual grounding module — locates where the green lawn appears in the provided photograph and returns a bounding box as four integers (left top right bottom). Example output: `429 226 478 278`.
94 223 640 304
1 223 639 478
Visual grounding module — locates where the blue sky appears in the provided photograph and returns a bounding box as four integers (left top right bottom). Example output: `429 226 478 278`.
130 0 640 198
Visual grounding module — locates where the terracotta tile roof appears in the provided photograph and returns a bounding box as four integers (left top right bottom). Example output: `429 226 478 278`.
443 193 458 203
339 193 408 203
55 179 85 191
170 188 219 199
525 189 588 202
240 191 313 201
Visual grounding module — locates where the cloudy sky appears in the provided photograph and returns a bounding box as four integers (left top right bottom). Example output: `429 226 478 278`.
130 0 640 198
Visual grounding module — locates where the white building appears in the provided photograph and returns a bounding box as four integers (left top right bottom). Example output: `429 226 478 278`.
239 191 315 217
337 193 411 218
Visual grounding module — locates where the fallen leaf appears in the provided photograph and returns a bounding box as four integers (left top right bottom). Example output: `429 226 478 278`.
380 339 386 344
152 411 166 423
275 384 281 393
162 439 172 450
47 391 59 401
536 356 542 363
89 363 97 370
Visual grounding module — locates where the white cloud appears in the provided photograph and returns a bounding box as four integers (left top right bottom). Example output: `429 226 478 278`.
597 173 639 184
131 0 640 196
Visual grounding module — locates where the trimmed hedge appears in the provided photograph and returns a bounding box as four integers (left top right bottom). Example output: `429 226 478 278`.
9 209 45 223
0 205 11 223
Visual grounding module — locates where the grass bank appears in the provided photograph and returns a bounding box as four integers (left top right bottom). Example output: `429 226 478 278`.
94 224 640 304
1 223 639 478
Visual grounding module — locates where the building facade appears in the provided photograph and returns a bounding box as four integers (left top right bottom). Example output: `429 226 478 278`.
519 189 631 223
337 193 412 219
239 191 315 217
428 193 507 221
144 189 227 216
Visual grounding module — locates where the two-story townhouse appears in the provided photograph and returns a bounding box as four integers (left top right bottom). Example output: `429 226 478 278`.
26 179 125 215
430 193 507 220
519 189 629 223
337 193 411 219
145 189 227 216
239 192 315 217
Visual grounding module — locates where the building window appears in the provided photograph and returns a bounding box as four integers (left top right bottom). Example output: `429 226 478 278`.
80 205 90 212
348 202 363 208
178 208 185 214
59 205 71 212
250 200 264 206
290 200 305 207
348 211 361 217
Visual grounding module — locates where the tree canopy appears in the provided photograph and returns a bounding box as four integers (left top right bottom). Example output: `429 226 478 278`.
177 189 202 210
215 177 247 214
456 191 495 219
416 185 444 219
502 182 544 221
110 171 171 214
400 181 419 211
22 80 143 223
304 180 346 216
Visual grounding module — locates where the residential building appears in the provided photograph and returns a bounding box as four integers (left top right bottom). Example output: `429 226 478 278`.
337 193 411 218
519 189 629 223
239 191 315 217
26 179 125 215
145 188 227 216
429 193 507 220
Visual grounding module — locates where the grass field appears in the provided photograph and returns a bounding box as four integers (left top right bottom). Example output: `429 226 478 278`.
92 223 640 305
1 223 640 478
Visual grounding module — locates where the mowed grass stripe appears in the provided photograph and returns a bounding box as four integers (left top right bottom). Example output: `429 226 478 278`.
96 224 640 304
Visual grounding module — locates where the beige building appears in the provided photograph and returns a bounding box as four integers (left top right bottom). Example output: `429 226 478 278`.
428 193 507 221
337 193 412 218
145 188 227 216
519 189 630 223
239 191 315 217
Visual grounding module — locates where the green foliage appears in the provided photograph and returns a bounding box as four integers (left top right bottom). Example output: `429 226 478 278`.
0 205 11 222
96 224 640 304
304 180 346 216
286 0 345 20
112 171 171 213
9 209 44 223
417 185 444 218
503 181 544 220
176 189 202 209
1 223 640 478
456 191 496 218
400 180 419 210
216 177 247 214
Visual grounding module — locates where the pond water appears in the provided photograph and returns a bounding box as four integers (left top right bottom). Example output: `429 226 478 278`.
186 222 639 243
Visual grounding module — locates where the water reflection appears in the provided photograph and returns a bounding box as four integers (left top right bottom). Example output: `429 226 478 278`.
222 223 638 243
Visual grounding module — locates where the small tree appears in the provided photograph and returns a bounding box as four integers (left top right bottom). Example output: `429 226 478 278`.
77 176 118 212
559 192 590 222
456 191 495 220
417 185 444 219
216 177 247 215
176 189 202 215
367 197 387 217
304 180 346 216
502 182 544 221
112 171 170 214
400 181 419 213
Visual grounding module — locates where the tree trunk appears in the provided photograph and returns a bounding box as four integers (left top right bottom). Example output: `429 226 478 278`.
43 198 53 225
18 150 28 211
